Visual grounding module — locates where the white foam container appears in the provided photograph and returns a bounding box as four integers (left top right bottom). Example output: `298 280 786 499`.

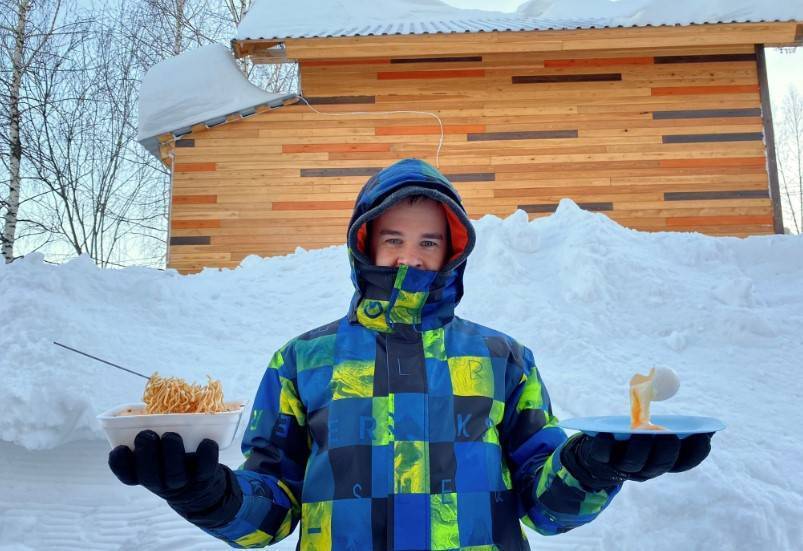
97 402 246 452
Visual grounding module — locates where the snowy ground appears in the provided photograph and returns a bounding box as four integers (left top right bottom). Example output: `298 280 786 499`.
2 201 802 550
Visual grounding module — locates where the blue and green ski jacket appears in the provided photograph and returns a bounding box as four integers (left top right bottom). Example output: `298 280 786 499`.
196 159 620 549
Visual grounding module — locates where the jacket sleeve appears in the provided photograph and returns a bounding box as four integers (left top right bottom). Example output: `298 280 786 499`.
202 343 310 548
501 340 621 535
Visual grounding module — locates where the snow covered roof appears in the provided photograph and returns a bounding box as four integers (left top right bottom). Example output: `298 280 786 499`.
138 44 296 156
236 0 803 40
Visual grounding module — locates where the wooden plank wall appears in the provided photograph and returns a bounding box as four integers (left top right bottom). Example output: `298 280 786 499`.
167 43 774 273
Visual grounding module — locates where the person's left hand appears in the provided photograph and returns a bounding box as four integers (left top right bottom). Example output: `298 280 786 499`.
560 432 713 491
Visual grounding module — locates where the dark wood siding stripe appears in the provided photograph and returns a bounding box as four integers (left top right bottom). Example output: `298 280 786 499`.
577 202 613 212
513 73 622 84
175 139 195 148
544 57 653 68
170 236 210 246
655 54 756 64
377 69 485 80
519 204 559 213
653 108 762 120
519 202 613 213
302 59 390 67
756 45 784 234
468 130 578 141
390 56 482 64
664 190 769 201
305 96 376 105
443 172 495 182
301 167 382 177
662 132 763 144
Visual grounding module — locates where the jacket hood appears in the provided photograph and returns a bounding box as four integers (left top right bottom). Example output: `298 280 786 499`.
346 158 476 332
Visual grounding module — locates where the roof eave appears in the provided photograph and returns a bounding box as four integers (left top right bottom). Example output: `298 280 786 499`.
233 21 802 62
138 93 300 161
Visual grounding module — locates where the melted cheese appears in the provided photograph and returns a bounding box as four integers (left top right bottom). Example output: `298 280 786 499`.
629 368 667 430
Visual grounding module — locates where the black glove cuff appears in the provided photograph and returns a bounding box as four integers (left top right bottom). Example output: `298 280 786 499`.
560 435 625 492
170 466 244 529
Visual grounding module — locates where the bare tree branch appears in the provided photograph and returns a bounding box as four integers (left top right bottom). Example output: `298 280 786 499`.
776 86 803 234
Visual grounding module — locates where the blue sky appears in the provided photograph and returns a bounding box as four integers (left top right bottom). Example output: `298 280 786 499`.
766 48 803 108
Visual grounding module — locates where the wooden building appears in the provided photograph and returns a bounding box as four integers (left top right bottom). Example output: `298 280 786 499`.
137 5 803 273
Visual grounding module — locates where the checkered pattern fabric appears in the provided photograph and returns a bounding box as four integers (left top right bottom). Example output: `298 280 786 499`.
196 159 620 549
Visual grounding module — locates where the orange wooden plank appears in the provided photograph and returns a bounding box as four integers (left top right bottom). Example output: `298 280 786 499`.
376 125 485 136
283 143 391 153
272 200 355 211
659 157 765 168
377 69 485 80
667 215 773 227
171 219 221 229
651 84 760 96
172 195 218 205
174 162 217 172
545 57 654 67
302 58 391 67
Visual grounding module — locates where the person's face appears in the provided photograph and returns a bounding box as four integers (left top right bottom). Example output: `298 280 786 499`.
369 198 449 271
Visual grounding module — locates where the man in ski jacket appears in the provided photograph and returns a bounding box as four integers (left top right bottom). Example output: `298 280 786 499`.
109 158 712 549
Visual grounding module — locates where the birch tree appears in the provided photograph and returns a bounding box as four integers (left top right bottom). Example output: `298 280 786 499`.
20 8 170 267
0 0 76 262
1 0 297 267
0 0 30 262
776 86 803 234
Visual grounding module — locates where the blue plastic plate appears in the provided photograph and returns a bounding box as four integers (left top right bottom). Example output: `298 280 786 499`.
559 415 726 440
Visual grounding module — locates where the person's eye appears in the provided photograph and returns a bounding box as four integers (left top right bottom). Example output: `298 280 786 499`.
385 238 402 245
421 240 439 248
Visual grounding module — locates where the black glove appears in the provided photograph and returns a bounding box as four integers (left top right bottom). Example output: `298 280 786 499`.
108 430 242 526
560 432 713 491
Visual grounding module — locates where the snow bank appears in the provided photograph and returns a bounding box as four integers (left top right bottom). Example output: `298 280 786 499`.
1 247 352 449
3 201 803 548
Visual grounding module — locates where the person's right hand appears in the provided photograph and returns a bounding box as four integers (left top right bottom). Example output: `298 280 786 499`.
108 430 239 517
560 432 713 491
